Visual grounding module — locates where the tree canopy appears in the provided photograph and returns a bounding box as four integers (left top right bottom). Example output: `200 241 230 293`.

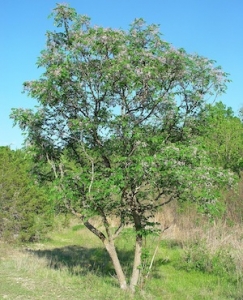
197 102 243 173
11 3 234 291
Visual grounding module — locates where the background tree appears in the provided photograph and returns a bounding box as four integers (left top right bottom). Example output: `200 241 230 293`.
197 102 243 173
0 147 54 242
11 4 234 291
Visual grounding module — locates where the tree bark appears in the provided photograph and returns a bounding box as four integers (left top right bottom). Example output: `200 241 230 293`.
129 233 142 292
104 239 127 290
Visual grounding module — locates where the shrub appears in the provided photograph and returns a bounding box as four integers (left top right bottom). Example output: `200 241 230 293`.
0 147 54 242
180 240 238 282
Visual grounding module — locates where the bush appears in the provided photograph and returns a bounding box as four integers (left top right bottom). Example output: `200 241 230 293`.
0 147 54 242
180 240 238 281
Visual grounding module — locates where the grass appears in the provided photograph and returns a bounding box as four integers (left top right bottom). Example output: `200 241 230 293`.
0 221 243 300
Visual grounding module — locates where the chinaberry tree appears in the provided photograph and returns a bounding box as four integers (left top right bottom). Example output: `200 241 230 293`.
11 4 234 291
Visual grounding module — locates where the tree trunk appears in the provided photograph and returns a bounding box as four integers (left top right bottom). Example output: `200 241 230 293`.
84 220 127 290
129 233 142 292
104 239 128 290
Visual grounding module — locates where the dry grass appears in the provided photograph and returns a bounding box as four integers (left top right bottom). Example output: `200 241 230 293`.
152 198 243 281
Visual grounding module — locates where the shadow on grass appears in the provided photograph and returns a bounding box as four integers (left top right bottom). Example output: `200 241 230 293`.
25 245 133 277
25 245 166 280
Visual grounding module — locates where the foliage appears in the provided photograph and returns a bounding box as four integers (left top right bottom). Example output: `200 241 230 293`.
10 3 234 290
196 101 243 173
0 146 54 242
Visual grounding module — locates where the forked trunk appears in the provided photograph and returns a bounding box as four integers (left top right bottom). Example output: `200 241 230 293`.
104 239 127 290
84 219 143 292
84 220 127 290
129 233 142 292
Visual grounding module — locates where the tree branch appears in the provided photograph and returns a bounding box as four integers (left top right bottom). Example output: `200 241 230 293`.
64 201 107 242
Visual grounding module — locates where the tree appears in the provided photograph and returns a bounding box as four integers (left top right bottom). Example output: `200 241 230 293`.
11 4 234 291
0 147 53 242
197 102 243 173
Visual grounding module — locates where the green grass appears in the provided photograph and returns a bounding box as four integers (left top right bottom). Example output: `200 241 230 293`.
0 225 242 300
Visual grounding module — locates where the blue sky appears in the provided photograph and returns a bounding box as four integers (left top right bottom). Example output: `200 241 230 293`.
1 0 242 148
